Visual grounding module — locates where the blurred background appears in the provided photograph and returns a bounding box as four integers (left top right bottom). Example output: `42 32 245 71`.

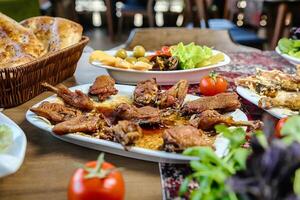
1 0 300 50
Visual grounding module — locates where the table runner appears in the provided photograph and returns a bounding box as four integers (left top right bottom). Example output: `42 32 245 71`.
159 51 296 200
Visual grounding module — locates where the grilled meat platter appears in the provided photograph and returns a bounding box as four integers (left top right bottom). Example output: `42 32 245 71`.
29 75 260 153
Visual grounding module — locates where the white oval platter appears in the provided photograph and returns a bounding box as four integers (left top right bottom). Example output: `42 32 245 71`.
0 112 27 178
26 84 247 163
236 86 298 119
90 50 231 85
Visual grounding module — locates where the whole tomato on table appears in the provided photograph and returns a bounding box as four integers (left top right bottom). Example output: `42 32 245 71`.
199 72 228 96
68 154 125 200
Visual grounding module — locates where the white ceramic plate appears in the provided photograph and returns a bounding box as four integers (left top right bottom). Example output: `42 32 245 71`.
90 50 231 85
26 84 248 163
0 113 27 178
276 46 300 65
236 86 298 119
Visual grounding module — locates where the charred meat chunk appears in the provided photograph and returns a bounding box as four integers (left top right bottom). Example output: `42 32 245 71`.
30 101 81 124
133 78 159 107
112 120 142 147
150 55 179 71
89 75 118 101
163 125 214 152
53 113 109 135
181 92 241 115
42 82 94 111
115 103 160 125
157 79 188 109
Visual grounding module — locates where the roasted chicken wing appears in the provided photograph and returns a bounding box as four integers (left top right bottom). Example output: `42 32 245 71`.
112 120 142 148
157 79 188 109
89 75 118 101
52 113 108 135
115 103 160 125
189 110 262 131
42 82 94 111
181 92 241 115
133 78 159 107
30 101 81 124
163 125 214 152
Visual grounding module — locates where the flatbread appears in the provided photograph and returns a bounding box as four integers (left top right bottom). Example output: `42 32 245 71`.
21 16 83 52
0 12 45 68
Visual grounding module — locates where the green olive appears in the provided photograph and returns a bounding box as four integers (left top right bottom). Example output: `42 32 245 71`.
115 49 127 59
125 57 137 64
133 45 146 57
137 57 150 63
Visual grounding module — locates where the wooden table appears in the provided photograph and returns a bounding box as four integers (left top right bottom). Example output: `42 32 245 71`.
0 48 162 200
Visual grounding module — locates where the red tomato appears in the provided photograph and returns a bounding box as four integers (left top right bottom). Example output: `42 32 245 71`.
161 46 171 56
68 155 125 200
275 117 288 138
199 73 228 96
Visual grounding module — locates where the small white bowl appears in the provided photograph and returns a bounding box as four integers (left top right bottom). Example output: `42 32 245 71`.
90 50 231 85
0 113 26 178
276 46 300 65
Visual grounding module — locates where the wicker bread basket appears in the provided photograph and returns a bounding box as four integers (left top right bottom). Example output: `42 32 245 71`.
0 36 89 108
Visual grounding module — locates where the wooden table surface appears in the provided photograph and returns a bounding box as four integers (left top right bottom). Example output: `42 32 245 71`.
0 49 162 200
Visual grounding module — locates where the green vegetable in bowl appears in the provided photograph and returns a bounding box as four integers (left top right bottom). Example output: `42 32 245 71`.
170 42 217 69
278 38 300 59
0 124 13 152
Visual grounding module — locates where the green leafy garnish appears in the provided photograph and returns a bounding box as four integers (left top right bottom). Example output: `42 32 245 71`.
278 38 300 59
281 115 300 144
170 42 224 69
179 125 250 199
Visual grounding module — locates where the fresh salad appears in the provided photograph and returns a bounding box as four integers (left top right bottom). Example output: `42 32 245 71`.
179 116 300 200
278 27 300 59
278 38 300 59
0 124 13 152
89 42 225 71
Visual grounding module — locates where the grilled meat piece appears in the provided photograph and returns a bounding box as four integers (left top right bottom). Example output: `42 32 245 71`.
163 125 214 152
30 101 81 124
89 75 118 101
112 120 142 147
53 113 108 135
189 110 261 131
115 103 160 124
157 79 188 109
133 78 159 107
235 75 279 97
42 82 94 111
236 68 300 94
150 55 179 71
181 92 241 115
258 91 300 110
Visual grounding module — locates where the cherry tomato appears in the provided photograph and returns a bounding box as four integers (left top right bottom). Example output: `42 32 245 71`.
161 46 171 56
275 117 288 138
199 72 228 96
68 154 125 200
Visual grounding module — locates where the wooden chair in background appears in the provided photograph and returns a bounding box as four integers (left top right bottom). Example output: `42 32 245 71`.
125 28 257 52
118 0 155 32
190 0 265 48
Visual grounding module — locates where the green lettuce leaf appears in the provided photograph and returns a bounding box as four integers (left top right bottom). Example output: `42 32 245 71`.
170 42 213 69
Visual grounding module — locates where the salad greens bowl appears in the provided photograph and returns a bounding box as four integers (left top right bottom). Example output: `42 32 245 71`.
276 38 300 65
91 49 230 85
